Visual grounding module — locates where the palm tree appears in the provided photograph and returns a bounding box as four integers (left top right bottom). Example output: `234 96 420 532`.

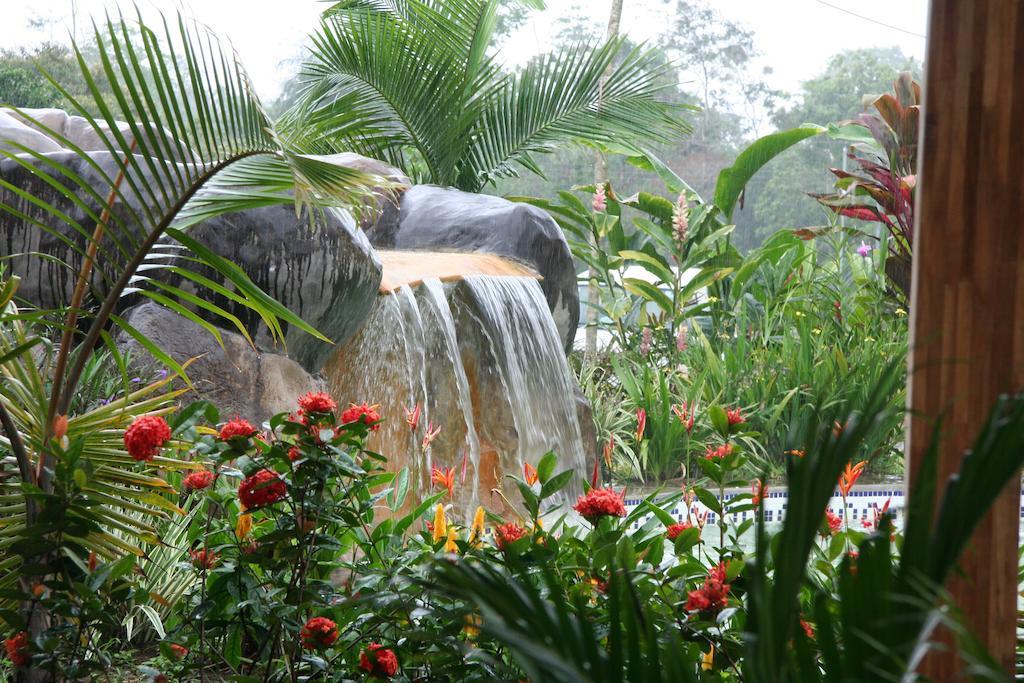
282 0 690 192
0 9 381 673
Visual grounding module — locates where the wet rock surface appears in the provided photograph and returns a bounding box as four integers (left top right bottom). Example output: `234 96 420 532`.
0 149 384 370
117 302 320 423
366 185 579 351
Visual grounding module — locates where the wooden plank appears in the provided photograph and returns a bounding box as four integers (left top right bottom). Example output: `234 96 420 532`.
908 0 1024 674
376 250 541 294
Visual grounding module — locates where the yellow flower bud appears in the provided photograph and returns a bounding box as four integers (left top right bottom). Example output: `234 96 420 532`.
469 506 485 547
444 526 458 553
432 503 447 543
235 506 252 540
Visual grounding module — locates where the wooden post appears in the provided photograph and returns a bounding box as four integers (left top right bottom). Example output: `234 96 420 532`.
907 0 1024 674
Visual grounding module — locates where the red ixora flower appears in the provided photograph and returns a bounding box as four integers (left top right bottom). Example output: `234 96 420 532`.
189 549 218 570
359 643 399 678
300 617 339 651
704 443 733 460
685 572 731 615
298 391 337 415
573 488 627 525
666 521 694 541
183 470 215 492
825 509 843 536
340 403 382 431
800 619 815 639
4 631 29 667
169 643 189 660
219 417 257 442
124 415 171 462
494 522 527 550
725 407 745 427
238 469 287 508
288 446 302 462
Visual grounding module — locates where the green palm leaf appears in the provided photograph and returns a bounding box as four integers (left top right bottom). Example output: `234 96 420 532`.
292 0 688 191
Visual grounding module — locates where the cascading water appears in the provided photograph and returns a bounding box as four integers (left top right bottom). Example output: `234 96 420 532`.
323 269 587 520
456 275 586 488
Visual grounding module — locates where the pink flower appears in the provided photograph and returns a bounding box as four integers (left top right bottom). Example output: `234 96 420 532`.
673 195 688 243
639 327 652 355
422 422 442 450
404 404 421 431
676 324 688 352
592 184 607 212
856 242 873 258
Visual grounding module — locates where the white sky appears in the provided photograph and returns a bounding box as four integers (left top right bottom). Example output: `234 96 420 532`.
0 0 930 103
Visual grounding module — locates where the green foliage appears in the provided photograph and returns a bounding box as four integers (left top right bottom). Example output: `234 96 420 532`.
0 43 112 111
284 0 689 191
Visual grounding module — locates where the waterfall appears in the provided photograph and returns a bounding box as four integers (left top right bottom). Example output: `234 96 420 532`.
459 276 586 485
324 273 586 519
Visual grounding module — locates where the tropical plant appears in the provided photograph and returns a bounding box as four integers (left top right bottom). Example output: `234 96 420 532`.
0 7 383 677
282 0 689 191
809 71 921 298
430 374 1024 681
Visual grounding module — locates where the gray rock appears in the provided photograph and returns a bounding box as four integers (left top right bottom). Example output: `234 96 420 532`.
366 185 579 350
0 150 384 370
118 302 319 423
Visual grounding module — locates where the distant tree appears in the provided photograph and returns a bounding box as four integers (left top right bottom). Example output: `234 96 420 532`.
742 47 922 238
0 42 115 113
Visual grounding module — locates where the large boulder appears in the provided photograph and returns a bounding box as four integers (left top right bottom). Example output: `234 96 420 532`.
366 185 579 350
118 302 320 423
0 149 385 370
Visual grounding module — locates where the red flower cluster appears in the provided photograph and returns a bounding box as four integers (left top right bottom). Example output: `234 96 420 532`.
684 565 731 615
825 509 843 535
183 470 215 492
300 617 339 651
124 415 171 462
800 619 815 639
298 391 337 415
189 549 218 570
340 403 382 431
4 631 29 667
359 643 399 678
288 446 302 462
573 488 627 524
751 479 767 507
704 444 733 460
494 522 526 550
725 407 744 426
238 469 287 508
219 418 257 442
169 643 189 660
666 521 694 541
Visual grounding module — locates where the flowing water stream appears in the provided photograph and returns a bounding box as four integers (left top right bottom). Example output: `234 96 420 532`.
324 272 586 521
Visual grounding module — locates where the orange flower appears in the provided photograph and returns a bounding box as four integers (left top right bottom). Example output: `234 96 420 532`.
404 404 421 431
602 435 615 467
523 462 538 486
785 449 806 458
422 422 442 450
672 402 695 433
431 466 455 497
838 460 866 497
635 408 647 441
